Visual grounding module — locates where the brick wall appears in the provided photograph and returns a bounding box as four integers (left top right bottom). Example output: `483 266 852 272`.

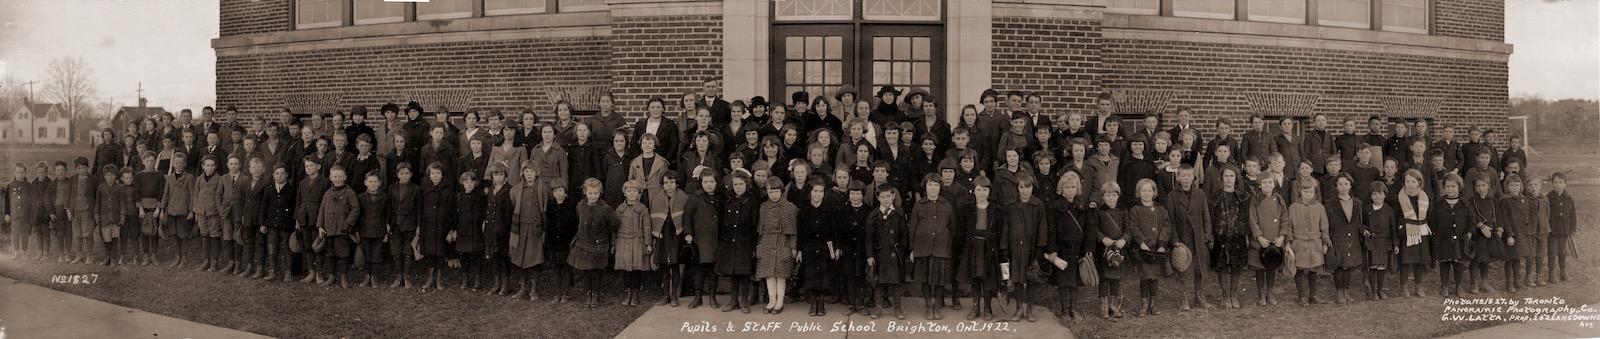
1434 0 1504 41
216 37 612 121
1100 39 1510 146
221 0 292 36
607 14 723 120
991 16 1104 118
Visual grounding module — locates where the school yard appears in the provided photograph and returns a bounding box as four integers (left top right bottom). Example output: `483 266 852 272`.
0 145 1595 338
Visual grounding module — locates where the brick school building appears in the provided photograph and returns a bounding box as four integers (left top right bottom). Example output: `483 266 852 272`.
213 0 1510 143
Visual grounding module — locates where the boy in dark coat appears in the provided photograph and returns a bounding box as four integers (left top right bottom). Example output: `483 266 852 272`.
295 159 332 283
356 170 390 288
261 164 298 282
1546 173 1575 284
453 171 487 291
387 163 421 287
6 164 35 259
1430 174 1471 298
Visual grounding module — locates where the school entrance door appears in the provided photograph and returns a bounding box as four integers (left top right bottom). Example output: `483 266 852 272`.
771 25 944 109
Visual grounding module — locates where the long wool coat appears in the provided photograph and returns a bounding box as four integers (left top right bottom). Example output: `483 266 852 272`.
681 191 721 265
1323 196 1366 269
508 181 546 268
569 200 617 270
1286 201 1329 269
1429 197 1472 263
613 200 655 271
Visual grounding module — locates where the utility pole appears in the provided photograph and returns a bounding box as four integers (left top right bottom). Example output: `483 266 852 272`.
23 80 37 102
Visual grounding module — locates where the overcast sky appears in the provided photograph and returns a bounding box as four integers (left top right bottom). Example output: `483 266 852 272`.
0 0 1594 116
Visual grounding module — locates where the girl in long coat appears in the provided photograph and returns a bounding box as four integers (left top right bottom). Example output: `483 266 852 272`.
418 163 456 291
1208 166 1251 308
1395 169 1433 298
1499 175 1533 292
835 183 873 316
910 174 956 320
482 165 516 295
681 172 722 309
1047 173 1090 320
489 124 527 186
1094 181 1131 320
1249 176 1288 306
795 179 837 316
453 172 487 290
1128 179 1173 316
529 125 569 200
867 187 909 319
1466 177 1501 294
570 178 617 308
601 133 634 206
1429 174 1471 298
508 160 547 300
649 174 688 306
755 178 798 314
1163 165 1211 311
544 184 579 303
564 124 601 191
1286 180 1329 307
614 180 655 306
955 178 1001 321
716 174 759 312
1001 175 1049 322
1324 174 1367 304
1364 181 1397 300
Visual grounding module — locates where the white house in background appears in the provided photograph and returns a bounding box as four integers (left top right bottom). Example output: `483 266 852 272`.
7 101 71 145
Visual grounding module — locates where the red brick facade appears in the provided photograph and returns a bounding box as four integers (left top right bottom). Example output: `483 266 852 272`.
220 0 292 37
216 37 612 118
1097 38 1508 144
1434 0 1505 41
607 14 724 119
990 16 1104 117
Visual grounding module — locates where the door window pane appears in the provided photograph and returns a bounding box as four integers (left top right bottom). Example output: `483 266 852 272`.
1381 0 1428 34
1108 0 1160 15
418 0 472 20
775 0 853 21
806 37 824 59
295 0 343 29
862 0 942 21
825 37 842 59
486 0 546 16
786 37 805 59
1175 0 1236 20
783 34 848 105
912 37 929 60
1318 0 1370 29
873 37 890 59
560 0 609 12
1247 0 1307 24
354 0 405 25
870 34 934 106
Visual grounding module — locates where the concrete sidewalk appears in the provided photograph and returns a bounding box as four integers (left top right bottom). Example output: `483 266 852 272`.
1441 321 1600 339
0 276 271 339
617 297 1076 339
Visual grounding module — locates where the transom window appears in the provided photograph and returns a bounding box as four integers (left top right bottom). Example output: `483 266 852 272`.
295 0 605 30
1107 0 1428 35
775 0 943 22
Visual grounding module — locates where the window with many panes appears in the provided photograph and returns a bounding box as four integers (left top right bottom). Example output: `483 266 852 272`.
1318 0 1371 28
870 36 932 105
354 0 406 25
783 36 846 105
295 0 343 29
1247 0 1307 24
1382 0 1429 34
1107 0 1161 15
1175 0 1236 20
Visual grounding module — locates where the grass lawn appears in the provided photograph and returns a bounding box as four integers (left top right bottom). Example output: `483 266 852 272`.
0 147 1594 338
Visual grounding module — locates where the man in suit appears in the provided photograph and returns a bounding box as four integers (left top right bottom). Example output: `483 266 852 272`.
700 77 731 130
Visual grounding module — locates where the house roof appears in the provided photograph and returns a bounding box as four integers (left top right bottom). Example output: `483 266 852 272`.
117 106 166 121
29 103 60 119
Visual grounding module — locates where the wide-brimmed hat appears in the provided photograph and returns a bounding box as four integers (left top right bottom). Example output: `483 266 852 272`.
405 101 424 113
876 85 902 98
1171 243 1192 272
835 85 858 101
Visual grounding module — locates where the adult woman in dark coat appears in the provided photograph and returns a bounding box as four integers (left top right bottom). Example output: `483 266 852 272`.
417 163 456 291
544 183 579 303
716 173 760 313
947 179 998 321
634 98 682 167
1429 174 1471 298
795 179 838 316
682 172 722 309
1047 173 1091 320
867 187 910 319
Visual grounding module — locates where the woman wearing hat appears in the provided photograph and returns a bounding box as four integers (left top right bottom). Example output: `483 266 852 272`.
869 86 905 129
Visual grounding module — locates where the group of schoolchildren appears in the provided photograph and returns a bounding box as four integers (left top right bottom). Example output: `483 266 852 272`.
0 78 1582 327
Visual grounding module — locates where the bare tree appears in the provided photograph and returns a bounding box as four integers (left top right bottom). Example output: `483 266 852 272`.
43 56 97 119
0 76 24 113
